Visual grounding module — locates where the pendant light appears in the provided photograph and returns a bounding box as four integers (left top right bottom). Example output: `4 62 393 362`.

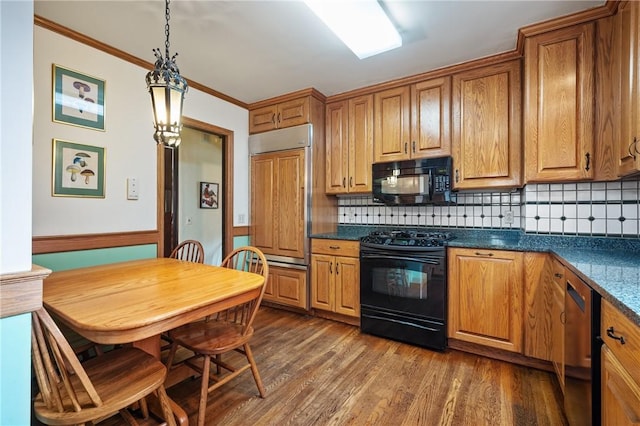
145 0 188 148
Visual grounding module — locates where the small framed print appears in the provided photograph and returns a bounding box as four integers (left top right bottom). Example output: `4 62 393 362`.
52 139 105 198
200 182 218 209
52 64 105 131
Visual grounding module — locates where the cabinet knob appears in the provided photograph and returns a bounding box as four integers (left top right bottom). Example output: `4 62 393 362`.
606 326 626 345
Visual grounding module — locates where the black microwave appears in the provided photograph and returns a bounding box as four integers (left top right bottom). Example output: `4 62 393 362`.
372 157 456 205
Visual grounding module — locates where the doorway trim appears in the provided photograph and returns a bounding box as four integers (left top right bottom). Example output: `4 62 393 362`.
157 116 234 259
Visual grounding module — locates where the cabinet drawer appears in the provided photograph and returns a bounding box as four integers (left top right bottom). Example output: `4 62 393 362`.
311 239 359 257
601 299 640 385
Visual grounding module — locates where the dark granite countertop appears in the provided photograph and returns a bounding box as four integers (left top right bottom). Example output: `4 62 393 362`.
311 225 640 327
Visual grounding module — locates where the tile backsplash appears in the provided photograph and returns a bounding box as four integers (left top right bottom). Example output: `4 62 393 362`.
337 178 640 238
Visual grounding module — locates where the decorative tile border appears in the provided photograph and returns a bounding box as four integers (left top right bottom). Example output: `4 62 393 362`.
337 178 640 238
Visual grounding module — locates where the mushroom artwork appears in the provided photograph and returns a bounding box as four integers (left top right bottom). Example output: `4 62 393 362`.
73 152 91 167
66 164 81 182
80 169 95 184
72 82 94 113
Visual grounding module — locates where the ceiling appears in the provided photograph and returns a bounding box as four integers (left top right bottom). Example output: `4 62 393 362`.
34 0 605 105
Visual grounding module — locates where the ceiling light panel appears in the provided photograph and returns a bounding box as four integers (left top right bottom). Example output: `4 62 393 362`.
304 0 402 59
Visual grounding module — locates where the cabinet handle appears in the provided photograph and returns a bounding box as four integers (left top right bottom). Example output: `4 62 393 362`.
631 137 639 158
404 142 408 154
271 114 276 124
455 169 459 183
554 273 563 278
329 245 340 249
474 252 494 257
329 262 333 274
342 177 346 188
349 176 353 187
560 311 566 325
606 326 626 345
336 262 340 275
412 141 416 153
585 152 591 171
277 112 281 124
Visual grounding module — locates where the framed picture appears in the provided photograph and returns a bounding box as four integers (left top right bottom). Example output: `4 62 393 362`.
52 139 105 198
52 64 105 131
200 182 218 209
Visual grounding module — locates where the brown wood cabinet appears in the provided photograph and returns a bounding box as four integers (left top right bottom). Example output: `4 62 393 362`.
601 298 640 425
448 247 524 353
452 60 522 189
263 264 307 309
249 97 310 134
617 0 640 177
373 77 451 163
524 23 595 182
310 239 360 318
523 252 553 362
250 148 305 260
325 95 373 194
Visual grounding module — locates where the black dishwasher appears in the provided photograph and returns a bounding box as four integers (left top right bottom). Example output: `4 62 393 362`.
564 270 601 426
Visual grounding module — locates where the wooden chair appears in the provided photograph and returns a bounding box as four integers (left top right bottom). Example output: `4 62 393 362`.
165 246 269 426
169 240 205 263
31 307 176 426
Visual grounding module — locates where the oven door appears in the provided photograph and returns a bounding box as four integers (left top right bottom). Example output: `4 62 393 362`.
360 249 446 321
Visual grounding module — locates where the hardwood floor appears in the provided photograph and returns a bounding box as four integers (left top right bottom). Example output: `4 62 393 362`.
98 306 567 425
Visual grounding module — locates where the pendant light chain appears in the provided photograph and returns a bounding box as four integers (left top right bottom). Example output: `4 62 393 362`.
164 0 171 59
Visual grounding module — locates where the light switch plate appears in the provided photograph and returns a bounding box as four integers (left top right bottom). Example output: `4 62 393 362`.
127 177 139 200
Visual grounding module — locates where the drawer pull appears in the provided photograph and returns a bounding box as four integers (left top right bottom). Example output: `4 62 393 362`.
606 326 626 345
329 245 340 250
554 273 563 278
474 252 494 257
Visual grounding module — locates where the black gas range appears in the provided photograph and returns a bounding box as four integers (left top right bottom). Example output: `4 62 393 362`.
359 229 454 351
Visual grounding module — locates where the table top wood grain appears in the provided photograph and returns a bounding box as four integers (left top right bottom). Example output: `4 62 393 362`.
43 257 265 345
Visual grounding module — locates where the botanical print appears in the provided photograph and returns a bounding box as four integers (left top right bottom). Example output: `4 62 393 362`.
52 139 105 198
53 65 105 131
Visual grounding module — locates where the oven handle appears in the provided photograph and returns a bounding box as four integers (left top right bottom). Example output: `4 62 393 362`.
360 254 442 265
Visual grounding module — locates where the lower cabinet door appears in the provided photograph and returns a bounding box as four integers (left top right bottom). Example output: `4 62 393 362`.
601 345 640 426
263 265 308 309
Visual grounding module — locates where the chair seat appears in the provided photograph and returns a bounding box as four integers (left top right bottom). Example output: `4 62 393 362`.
169 321 254 355
34 347 167 425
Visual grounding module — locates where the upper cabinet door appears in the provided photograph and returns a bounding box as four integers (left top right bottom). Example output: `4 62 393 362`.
524 23 595 182
452 60 522 189
249 97 310 134
411 77 451 158
373 86 411 163
325 101 349 194
617 1 640 177
348 94 374 193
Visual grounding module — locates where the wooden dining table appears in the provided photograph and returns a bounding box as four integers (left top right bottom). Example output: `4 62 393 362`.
43 257 265 425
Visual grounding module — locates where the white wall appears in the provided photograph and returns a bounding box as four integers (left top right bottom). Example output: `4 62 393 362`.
32 26 250 237
0 3 35 425
1 0 33 272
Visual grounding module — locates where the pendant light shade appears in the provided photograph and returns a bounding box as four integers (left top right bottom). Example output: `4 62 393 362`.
145 0 188 148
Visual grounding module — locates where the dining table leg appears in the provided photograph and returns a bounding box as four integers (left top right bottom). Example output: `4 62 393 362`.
134 335 190 425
